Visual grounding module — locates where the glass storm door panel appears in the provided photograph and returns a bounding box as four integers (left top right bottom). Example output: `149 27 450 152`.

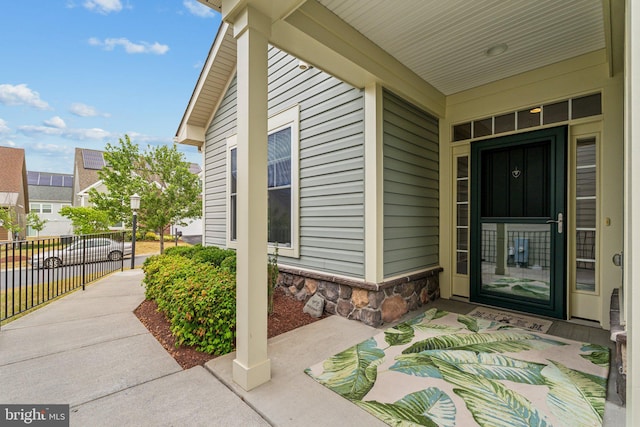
471 127 567 319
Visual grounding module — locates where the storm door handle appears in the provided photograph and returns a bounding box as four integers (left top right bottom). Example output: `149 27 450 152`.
546 213 563 234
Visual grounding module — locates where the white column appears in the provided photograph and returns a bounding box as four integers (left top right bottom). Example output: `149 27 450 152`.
232 5 271 391
625 0 639 423
364 82 384 283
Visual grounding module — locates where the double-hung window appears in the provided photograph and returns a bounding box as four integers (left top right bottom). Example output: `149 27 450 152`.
30 203 52 214
227 105 299 257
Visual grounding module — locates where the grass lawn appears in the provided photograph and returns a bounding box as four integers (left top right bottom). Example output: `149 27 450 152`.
135 240 192 255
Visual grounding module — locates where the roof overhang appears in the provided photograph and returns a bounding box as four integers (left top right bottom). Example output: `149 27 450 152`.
197 0 222 12
175 22 236 148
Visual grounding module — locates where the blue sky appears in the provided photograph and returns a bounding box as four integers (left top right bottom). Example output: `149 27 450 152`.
0 0 222 174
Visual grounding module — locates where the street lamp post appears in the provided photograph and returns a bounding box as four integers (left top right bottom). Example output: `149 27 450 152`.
130 194 140 269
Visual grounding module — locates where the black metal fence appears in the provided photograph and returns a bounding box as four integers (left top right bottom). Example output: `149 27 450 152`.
1 232 127 323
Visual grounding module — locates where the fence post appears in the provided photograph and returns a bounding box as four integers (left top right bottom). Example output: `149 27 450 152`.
121 231 125 272
82 235 87 291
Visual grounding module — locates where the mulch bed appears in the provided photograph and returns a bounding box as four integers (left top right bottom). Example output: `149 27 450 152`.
134 287 325 369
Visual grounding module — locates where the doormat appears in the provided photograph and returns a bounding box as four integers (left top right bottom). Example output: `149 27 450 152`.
306 308 609 427
467 307 553 333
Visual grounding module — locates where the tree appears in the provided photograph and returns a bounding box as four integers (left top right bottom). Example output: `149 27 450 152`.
90 135 202 254
26 211 47 237
59 206 110 235
0 207 22 240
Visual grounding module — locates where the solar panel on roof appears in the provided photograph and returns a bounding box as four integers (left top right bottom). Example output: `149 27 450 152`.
38 173 52 185
82 149 105 170
27 171 74 187
27 171 39 185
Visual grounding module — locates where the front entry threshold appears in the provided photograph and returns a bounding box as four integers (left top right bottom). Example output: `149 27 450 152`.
233 357 271 391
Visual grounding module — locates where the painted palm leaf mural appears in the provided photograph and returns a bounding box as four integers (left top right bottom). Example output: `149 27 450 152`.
306 309 610 427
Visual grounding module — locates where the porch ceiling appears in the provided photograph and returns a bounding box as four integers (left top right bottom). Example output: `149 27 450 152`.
180 0 615 145
317 0 606 95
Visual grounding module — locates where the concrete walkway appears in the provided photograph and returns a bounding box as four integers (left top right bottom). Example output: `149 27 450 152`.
0 270 268 426
0 269 386 426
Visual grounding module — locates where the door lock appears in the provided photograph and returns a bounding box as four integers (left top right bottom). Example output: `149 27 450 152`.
546 213 563 234
613 252 623 268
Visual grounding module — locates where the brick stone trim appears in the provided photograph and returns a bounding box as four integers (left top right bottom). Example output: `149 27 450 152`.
278 265 442 327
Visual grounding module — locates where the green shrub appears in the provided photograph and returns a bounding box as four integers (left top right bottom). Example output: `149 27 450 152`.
144 231 158 241
142 245 238 355
167 264 236 354
267 246 279 314
164 245 198 257
220 255 236 273
142 255 197 305
124 230 144 241
192 246 236 267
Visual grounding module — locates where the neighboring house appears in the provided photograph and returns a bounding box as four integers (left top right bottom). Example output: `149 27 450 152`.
176 0 637 398
170 163 203 242
72 147 203 238
0 147 29 241
73 148 106 208
26 171 74 237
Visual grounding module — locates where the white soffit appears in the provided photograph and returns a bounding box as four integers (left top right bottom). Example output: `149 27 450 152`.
187 23 236 129
318 0 605 95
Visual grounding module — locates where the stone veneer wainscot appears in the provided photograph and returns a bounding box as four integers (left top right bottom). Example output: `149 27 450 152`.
278 266 442 327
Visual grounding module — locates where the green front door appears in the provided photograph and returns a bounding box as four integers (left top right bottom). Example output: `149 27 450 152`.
471 127 567 319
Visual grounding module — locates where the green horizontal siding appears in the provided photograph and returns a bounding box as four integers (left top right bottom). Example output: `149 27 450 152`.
383 89 440 278
203 47 365 278
203 76 237 247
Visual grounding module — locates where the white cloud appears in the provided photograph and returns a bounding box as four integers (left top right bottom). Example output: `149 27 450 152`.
33 142 74 153
18 125 63 136
72 127 112 140
2 140 17 147
69 102 110 117
0 84 51 110
70 103 97 117
0 119 10 134
89 37 169 55
83 0 122 14
124 132 171 145
44 116 67 129
19 122 112 141
184 0 215 18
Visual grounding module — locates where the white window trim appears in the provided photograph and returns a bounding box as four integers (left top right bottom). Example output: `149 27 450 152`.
227 134 238 251
226 105 300 258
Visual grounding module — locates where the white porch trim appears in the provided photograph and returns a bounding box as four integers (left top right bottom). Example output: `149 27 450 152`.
625 0 639 421
364 82 384 283
230 4 271 391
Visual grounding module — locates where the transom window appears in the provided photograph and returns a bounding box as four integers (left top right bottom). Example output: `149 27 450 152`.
452 93 602 142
